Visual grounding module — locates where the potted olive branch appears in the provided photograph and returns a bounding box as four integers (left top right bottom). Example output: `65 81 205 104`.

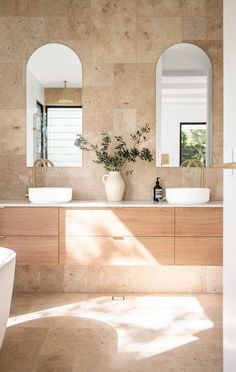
75 124 153 201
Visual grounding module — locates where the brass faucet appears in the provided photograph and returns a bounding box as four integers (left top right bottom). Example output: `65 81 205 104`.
181 158 205 188
32 158 54 187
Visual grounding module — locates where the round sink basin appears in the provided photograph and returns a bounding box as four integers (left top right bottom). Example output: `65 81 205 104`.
28 187 72 204
166 188 210 204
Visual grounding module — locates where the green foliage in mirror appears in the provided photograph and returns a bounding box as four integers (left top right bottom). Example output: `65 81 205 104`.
180 128 207 166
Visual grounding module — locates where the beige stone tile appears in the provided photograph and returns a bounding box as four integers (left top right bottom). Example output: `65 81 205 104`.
91 0 136 63
91 0 136 16
40 265 64 292
212 112 223 134
0 160 35 197
81 60 92 87
204 168 223 201
137 0 206 17
0 155 33 199
87 265 206 293
207 267 223 294
123 163 156 200
26 0 68 17
67 0 91 43
212 130 224 164
183 16 206 40
0 17 45 64
64 265 88 292
30 293 88 312
0 109 25 154
137 17 182 63
82 86 114 132
182 0 206 16
91 63 114 87
206 16 223 41
0 63 25 109
14 265 41 293
9 293 37 316
137 0 183 17
197 293 222 328
0 327 49 372
113 109 137 133
73 352 126 372
36 319 117 371
113 64 155 121
44 16 69 42
206 0 223 40
213 81 223 119
206 0 222 15
0 0 27 16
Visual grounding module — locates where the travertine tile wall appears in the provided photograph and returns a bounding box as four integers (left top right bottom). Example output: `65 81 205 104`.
14 264 223 294
0 0 223 200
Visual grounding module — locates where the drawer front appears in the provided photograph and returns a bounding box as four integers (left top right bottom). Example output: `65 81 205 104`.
60 208 174 237
0 236 58 264
115 208 174 236
175 237 223 265
0 208 58 236
175 208 223 236
59 236 174 265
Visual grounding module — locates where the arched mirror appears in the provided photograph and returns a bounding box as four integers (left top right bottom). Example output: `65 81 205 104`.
26 43 82 167
156 43 212 167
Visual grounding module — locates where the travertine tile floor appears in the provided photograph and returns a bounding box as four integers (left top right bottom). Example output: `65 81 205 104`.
0 294 222 372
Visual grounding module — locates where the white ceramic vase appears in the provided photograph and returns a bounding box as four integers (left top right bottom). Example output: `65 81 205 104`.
102 171 125 202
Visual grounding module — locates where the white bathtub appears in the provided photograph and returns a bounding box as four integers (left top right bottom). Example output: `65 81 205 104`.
0 247 16 349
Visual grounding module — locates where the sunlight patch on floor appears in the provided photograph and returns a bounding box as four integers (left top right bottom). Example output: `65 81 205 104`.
7 296 214 359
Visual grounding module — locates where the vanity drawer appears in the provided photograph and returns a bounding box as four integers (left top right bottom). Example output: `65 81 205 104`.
59 208 174 237
114 208 174 236
0 236 58 264
0 208 58 236
175 208 223 236
59 236 174 265
175 237 223 265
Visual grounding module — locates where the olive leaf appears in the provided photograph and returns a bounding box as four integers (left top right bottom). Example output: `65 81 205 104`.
74 123 153 175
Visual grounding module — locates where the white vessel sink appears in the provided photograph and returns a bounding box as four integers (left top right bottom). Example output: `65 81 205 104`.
166 188 210 204
28 187 72 204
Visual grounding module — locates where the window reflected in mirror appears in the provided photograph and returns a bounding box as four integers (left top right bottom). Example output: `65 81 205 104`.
156 43 212 167
180 123 207 166
26 43 82 167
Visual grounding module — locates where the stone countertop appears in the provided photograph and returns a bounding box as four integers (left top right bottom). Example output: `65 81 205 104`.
0 200 223 208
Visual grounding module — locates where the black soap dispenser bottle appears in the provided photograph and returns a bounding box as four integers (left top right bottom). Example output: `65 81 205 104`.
153 177 162 202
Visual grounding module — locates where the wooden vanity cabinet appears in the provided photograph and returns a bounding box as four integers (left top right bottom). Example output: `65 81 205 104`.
0 205 223 266
175 208 223 265
0 208 59 264
59 208 175 265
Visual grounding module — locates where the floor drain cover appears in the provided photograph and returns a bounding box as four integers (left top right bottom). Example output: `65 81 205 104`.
112 296 125 301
